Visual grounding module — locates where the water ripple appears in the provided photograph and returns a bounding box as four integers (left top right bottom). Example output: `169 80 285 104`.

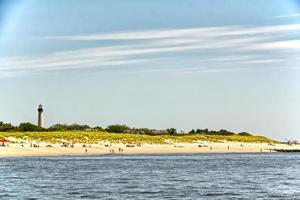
1 153 300 199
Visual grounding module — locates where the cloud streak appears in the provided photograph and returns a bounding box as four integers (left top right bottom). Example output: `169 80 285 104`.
269 13 300 19
45 23 300 41
1 23 300 76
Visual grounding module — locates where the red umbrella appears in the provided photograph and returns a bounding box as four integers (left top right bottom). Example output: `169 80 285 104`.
0 138 10 143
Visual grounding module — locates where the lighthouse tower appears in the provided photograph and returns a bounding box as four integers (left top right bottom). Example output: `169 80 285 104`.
37 104 44 128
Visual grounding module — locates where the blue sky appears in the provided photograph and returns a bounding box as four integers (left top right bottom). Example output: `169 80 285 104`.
1 0 300 140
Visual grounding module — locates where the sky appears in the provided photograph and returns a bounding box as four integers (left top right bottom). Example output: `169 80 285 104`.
0 0 300 140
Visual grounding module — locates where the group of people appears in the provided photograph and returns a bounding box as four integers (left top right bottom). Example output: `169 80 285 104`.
30 143 39 148
108 147 124 154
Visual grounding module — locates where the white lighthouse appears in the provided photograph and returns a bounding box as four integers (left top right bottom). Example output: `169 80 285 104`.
37 104 44 128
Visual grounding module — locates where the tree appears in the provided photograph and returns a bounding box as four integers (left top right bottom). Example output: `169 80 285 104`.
196 129 202 133
67 124 90 130
202 129 209 134
93 126 104 131
138 128 152 135
166 128 177 135
48 124 69 131
0 122 16 131
106 124 129 133
189 129 196 134
18 122 42 132
48 123 90 131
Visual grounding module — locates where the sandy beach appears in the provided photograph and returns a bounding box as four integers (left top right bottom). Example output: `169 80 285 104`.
1 141 299 157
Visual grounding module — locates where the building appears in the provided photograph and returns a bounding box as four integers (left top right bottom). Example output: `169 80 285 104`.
37 104 44 128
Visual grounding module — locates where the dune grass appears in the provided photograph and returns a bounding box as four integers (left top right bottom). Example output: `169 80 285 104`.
0 131 277 144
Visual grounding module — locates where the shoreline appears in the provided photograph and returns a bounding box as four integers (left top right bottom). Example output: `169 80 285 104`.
1 142 299 158
1 152 296 159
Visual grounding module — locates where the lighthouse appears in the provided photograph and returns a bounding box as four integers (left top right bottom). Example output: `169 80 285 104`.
37 104 44 128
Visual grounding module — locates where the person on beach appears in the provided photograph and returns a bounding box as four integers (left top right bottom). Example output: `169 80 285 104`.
85 149 88 153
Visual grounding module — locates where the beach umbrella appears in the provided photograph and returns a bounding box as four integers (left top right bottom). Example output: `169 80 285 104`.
0 138 9 143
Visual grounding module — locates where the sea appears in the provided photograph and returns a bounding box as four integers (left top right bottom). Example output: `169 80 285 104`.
1 153 300 199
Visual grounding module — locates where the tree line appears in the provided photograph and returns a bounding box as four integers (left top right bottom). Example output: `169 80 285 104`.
0 121 252 136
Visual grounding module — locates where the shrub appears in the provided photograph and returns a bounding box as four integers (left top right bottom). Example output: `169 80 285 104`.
238 132 252 136
0 122 16 131
166 128 177 135
189 129 196 134
138 128 152 135
18 122 43 132
48 124 90 131
106 124 129 133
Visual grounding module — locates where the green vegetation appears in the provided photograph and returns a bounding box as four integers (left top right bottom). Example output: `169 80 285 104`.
0 121 277 144
0 131 276 144
0 122 15 131
48 124 91 131
166 128 177 135
18 122 44 132
106 124 129 133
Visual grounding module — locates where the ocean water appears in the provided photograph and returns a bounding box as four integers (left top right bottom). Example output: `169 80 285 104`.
1 153 300 199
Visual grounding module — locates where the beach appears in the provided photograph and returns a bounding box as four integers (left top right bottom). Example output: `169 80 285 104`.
1 141 299 157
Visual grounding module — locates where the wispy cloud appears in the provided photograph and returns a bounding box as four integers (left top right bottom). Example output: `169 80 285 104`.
180 67 248 74
2 23 300 77
245 39 300 50
44 23 300 41
269 13 300 19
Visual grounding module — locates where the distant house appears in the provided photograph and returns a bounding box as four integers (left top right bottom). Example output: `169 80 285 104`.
124 128 168 135
152 130 168 135
288 140 300 145
125 128 144 134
